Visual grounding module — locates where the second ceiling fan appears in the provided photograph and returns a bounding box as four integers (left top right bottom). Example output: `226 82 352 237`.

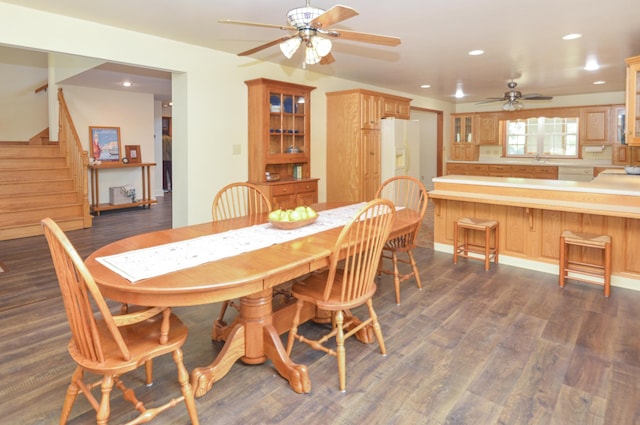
478 81 553 111
219 1 401 66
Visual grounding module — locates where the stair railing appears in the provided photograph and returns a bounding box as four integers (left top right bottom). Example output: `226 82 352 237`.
57 88 92 226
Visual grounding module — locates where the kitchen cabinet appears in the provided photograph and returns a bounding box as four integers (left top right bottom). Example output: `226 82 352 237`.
361 91 383 130
381 94 411 119
626 55 640 146
450 114 479 161
580 106 610 145
475 113 500 145
612 105 629 165
245 78 318 209
326 89 404 202
447 162 558 179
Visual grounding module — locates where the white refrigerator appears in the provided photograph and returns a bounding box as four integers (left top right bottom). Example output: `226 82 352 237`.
380 117 421 183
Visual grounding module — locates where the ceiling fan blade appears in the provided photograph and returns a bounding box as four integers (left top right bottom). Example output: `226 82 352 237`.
219 19 295 31
476 98 506 104
311 5 358 29
237 35 296 57
522 94 553 100
326 28 401 46
319 52 336 65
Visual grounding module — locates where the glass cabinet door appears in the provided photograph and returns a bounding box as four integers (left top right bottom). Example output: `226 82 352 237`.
626 56 640 146
269 92 307 159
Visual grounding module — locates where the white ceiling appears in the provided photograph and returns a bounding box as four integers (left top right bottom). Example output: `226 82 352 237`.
4 0 640 105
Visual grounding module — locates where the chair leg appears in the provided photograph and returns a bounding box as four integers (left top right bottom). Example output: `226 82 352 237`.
286 299 304 356
407 250 422 290
391 252 401 304
604 241 612 297
173 348 200 425
335 310 346 392
484 226 491 271
367 299 386 356
144 360 153 386
60 367 83 425
96 374 114 425
559 236 566 288
453 222 459 264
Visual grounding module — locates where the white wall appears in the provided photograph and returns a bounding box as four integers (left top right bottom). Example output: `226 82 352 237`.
61 85 156 202
0 46 48 140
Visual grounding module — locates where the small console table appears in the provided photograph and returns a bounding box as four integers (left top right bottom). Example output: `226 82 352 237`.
89 162 157 215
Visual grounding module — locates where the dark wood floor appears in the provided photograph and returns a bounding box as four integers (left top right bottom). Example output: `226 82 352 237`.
2 193 640 424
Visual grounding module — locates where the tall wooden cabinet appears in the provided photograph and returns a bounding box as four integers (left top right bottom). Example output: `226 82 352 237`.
626 55 640 147
450 114 479 161
325 89 411 203
245 78 318 209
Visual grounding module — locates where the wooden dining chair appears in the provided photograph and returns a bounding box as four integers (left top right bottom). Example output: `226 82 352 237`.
375 175 429 304
285 199 395 392
211 182 272 341
211 181 272 221
41 218 199 425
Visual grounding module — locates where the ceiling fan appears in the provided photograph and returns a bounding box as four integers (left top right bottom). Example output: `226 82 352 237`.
478 81 553 111
219 1 400 66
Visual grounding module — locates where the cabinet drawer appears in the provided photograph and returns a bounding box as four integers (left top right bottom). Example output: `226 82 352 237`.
271 180 317 196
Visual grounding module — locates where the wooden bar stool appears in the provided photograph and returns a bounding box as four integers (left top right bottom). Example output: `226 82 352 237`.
453 218 499 271
559 230 612 297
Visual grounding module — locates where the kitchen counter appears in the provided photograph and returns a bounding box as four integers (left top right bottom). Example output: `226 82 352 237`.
429 172 640 290
447 159 621 168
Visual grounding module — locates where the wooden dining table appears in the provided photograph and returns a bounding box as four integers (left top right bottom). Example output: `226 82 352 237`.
84 203 421 398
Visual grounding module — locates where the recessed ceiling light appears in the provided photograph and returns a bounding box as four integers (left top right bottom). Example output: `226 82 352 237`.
468 50 484 56
123 81 132 87
562 33 582 40
593 80 606 85
420 84 431 89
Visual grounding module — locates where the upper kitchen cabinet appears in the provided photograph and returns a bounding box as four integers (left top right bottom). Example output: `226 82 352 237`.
450 113 479 161
475 113 500 145
360 91 383 130
626 55 640 146
245 78 318 209
381 94 412 119
612 105 628 165
580 106 611 145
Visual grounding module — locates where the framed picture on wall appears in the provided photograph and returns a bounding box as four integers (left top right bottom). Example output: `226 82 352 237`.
125 145 141 163
89 126 121 162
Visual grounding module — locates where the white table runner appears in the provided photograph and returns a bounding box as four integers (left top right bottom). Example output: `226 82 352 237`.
96 203 368 283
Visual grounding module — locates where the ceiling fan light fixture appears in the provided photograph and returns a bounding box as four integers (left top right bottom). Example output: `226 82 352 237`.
503 101 524 111
280 37 302 59
287 6 324 27
304 45 321 64
311 36 332 57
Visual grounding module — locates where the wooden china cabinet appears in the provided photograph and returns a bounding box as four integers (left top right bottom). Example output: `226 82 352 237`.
450 113 479 161
245 78 318 209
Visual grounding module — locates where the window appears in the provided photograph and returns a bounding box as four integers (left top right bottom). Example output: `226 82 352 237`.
505 117 579 158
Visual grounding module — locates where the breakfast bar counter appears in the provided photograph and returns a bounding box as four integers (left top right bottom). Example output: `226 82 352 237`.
429 171 640 290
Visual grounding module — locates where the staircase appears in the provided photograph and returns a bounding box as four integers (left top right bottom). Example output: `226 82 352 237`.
0 143 92 240
0 89 92 240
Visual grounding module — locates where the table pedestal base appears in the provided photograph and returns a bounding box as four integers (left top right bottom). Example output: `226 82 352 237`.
191 289 310 397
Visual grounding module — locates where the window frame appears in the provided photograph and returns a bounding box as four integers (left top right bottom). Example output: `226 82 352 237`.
501 109 582 159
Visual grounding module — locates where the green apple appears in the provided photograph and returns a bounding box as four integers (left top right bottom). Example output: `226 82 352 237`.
294 205 309 220
289 209 303 221
268 209 283 221
306 206 318 218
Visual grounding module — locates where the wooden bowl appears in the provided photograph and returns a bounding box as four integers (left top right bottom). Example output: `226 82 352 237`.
269 216 318 230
